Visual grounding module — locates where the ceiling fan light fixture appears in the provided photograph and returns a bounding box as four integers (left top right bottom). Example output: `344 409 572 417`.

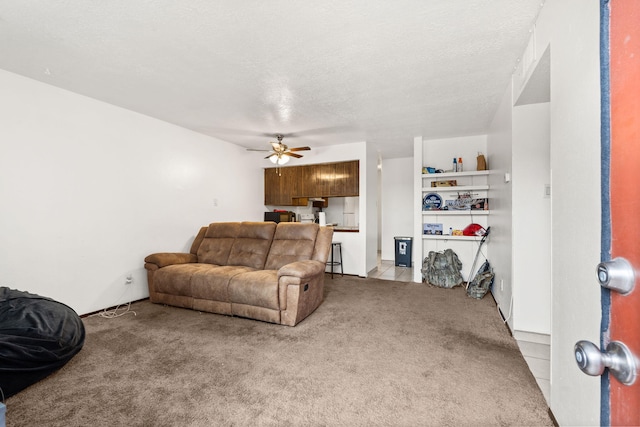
269 154 290 165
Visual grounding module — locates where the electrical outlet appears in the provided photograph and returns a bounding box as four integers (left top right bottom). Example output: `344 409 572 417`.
125 274 133 285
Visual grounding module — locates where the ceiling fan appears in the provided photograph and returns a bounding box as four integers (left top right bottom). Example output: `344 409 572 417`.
248 134 311 165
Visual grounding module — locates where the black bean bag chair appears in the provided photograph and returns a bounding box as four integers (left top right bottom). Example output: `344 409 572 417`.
0 287 85 398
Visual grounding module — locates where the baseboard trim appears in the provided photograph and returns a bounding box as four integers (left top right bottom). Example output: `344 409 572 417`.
548 407 559 427
513 330 551 345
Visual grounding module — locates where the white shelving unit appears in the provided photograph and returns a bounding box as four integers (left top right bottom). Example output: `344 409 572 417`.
417 169 491 282
421 170 490 236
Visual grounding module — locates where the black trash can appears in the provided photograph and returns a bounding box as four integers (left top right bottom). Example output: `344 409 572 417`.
394 237 413 267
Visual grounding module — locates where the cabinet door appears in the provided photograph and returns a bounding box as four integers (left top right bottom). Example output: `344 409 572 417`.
264 168 279 205
315 163 335 196
280 166 300 205
264 167 295 206
298 164 314 197
332 160 359 196
345 160 360 196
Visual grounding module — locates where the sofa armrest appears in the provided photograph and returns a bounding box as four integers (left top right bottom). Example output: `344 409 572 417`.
277 260 325 280
144 252 197 270
278 260 326 326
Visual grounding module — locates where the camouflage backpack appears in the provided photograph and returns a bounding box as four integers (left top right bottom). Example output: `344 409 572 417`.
466 260 495 299
421 249 463 288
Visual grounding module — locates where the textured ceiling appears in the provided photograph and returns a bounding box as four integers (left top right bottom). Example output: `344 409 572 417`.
0 1 544 158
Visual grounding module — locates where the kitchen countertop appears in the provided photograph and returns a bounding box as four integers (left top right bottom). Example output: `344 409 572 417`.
331 226 359 232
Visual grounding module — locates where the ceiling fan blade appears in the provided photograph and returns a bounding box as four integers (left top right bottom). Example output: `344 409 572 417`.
264 154 277 160
288 146 311 152
283 152 303 158
247 148 270 152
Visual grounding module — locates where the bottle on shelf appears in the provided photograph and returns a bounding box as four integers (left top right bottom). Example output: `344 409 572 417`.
458 157 463 172
453 157 457 172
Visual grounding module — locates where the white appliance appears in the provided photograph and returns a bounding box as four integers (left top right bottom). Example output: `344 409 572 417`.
299 214 314 223
318 212 326 226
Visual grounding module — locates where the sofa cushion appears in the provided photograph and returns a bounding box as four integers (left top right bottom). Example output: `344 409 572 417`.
228 270 279 310
197 222 242 265
191 265 255 302
264 223 319 271
154 264 214 296
189 226 208 254
226 222 277 269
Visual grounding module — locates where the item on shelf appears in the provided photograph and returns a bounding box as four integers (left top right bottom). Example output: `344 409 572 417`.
444 192 485 211
423 223 443 235
477 153 487 171
463 223 487 236
452 229 464 236
422 193 443 210
445 199 471 210
458 157 463 172
431 179 457 187
452 157 457 172
470 198 488 210
422 167 436 174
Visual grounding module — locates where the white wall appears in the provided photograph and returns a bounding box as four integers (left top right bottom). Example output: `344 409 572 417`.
365 143 379 275
545 3 601 424
380 157 413 260
423 135 487 173
514 1 602 424
0 70 264 315
487 84 514 327
512 103 551 335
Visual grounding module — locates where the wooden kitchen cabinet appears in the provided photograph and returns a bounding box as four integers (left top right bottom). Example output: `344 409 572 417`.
264 160 359 205
332 160 359 196
314 163 334 197
264 166 307 206
264 167 281 205
297 164 314 198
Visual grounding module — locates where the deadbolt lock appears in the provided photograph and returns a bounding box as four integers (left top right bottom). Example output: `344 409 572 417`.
596 257 635 294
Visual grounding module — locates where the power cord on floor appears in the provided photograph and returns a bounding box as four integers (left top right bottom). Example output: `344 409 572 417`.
90 284 137 318
92 301 137 318
499 292 513 324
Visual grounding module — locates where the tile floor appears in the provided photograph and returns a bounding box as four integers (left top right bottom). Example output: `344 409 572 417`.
367 255 550 405
367 258 414 282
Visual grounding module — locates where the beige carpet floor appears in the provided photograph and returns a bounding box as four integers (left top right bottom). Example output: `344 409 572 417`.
5 275 552 426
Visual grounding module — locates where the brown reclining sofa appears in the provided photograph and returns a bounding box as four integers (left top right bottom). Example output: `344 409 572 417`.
144 221 333 326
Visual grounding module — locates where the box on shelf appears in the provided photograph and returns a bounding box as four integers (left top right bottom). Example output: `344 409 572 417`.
470 198 488 210
430 180 457 187
477 154 487 171
444 198 488 210
445 198 470 210
423 223 443 235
